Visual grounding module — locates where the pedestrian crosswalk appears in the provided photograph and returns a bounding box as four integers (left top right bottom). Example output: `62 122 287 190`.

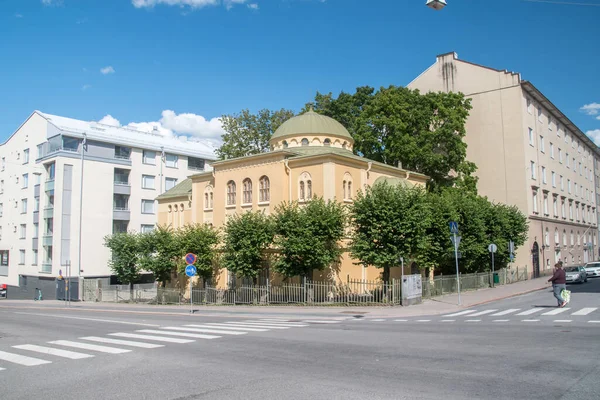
0 317 346 373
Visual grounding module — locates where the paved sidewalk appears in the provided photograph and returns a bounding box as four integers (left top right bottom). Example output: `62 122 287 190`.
0 277 551 319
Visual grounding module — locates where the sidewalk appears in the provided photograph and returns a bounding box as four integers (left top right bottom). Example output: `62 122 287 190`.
0 277 551 319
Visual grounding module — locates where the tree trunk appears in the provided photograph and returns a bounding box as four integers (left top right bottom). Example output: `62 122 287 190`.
383 265 391 283
129 282 134 302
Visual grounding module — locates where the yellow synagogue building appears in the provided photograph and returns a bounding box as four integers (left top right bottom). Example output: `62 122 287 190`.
156 110 428 287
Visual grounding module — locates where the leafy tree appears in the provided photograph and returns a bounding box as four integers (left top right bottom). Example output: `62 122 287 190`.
306 86 476 192
216 108 295 160
222 211 274 283
273 198 346 279
176 224 220 284
104 232 141 299
138 225 180 287
349 182 430 282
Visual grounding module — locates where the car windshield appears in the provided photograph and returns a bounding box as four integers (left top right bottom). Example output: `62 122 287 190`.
564 267 579 272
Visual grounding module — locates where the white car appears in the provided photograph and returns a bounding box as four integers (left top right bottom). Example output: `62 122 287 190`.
584 262 600 278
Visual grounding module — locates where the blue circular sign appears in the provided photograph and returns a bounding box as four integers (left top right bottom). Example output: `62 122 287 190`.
185 265 197 277
185 253 197 265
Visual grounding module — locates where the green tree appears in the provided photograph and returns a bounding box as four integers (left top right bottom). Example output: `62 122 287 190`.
273 198 346 279
138 225 180 287
176 223 221 284
222 211 274 283
216 108 295 160
349 182 430 282
104 232 141 299
306 86 476 192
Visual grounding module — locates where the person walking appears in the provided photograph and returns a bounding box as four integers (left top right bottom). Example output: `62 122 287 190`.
548 261 567 307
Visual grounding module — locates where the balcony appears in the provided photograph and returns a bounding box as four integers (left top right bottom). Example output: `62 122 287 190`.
114 181 131 195
45 180 55 193
40 263 52 274
42 235 53 246
113 207 131 221
43 207 54 219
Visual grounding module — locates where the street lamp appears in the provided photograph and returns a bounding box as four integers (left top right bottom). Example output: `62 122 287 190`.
426 0 447 10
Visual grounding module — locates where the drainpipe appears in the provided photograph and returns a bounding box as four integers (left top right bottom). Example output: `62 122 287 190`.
77 133 87 300
160 147 165 194
284 159 292 201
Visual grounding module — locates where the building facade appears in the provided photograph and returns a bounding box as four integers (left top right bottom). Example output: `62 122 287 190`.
408 52 599 276
0 111 214 287
157 110 428 286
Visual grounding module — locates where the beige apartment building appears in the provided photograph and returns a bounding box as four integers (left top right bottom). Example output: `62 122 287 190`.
409 52 599 277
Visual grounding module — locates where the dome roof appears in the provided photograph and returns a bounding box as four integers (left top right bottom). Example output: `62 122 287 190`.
270 109 353 143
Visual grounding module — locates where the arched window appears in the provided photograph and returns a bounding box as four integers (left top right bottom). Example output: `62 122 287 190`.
324 138 331 146
168 205 172 213
577 231 581 246
301 138 309 146
259 176 270 202
307 180 312 198
204 193 209 209
204 186 214 209
174 204 178 212
227 181 236 205
299 172 312 201
554 228 559 245
343 173 353 200
342 141 347 150
180 203 184 211
282 140 288 149
299 181 305 200
243 178 252 204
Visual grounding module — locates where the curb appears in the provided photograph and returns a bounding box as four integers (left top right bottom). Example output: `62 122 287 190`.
466 285 549 308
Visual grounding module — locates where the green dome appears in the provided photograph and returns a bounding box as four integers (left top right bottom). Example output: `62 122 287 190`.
270 109 353 143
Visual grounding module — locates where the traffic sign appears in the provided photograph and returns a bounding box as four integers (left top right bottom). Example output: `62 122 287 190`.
185 253 197 265
488 243 497 253
509 241 515 253
450 235 461 247
449 221 458 234
185 265 197 277
509 253 515 262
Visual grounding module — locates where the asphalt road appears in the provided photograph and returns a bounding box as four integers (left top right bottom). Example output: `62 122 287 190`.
1 278 599 400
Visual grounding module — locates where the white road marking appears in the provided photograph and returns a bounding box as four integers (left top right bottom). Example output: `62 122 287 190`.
258 318 291 321
394 319 408 322
572 307 597 316
137 329 220 340
241 321 307 327
522 319 541 322
442 310 478 317
465 319 481 322
80 336 164 348
441 320 455 322
467 310 498 317
491 309 520 316
217 323 290 330
12 312 160 327
588 321 600 324
553 320 572 323
13 344 94 360
516 308 543 316
0 350 52 366
161 326 246 336
109 333 194 343
48 340 131 354
417 320 431 322
303 320 341 324
493 319 510 322
185 324 268 332
371 319 386 322
542 308 571 316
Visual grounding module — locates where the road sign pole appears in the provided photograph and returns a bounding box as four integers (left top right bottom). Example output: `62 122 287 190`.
190 278 193 314
491 251 495 288
454 232 461 306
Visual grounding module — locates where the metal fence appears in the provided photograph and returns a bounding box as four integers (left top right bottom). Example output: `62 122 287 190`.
421 267 528 298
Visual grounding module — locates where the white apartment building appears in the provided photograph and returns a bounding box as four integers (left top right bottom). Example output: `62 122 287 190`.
409 52 599 277
0 111 215 288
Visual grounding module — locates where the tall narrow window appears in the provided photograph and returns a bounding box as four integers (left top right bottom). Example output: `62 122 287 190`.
259 176 270 202
307 180 312 198
227 181 236 205
531 161 536 180
532 190 538 213
242 178 252 204
299 181 305 200
563 230 567 246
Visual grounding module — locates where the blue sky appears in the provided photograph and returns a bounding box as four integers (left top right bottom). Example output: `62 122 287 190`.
1 0 599 145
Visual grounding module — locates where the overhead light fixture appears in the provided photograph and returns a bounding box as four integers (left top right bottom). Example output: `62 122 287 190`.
426 0 447 10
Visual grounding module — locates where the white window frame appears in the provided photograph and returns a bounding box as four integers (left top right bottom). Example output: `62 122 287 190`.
165 154 178 168
540 136 545 153
165 178 178 191
23 149 30 164
550 142 554 159
21 198 28 213
19 249 26 265
543 193 549 215
551 171 556 187
142 175 155 190
143 150 156 165
560 175 564 191
559 149 563 163
532 190 538 213
20 224 26 239
528 128 534 146
141 199 155 214
22 173 29 189
527 98 532 114
542 166 547 184
531 161 536 180
141 224 155 233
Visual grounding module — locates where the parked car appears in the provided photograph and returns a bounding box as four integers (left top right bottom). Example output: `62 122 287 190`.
583 262 600 278
565 266 588 283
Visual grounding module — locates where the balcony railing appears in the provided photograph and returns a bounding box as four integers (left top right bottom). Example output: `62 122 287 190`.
42 235 53 246
45 180 55 192
43 207 54 218
114 154 131 160
40 263 52 273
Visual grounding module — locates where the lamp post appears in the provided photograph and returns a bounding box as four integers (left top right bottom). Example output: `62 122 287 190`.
426 0 447 10
77 133 87 300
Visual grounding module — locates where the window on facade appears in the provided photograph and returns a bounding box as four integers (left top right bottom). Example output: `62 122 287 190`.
559 149 563 163
540 136 545 153
143 150 156 165
550 143 554 158
204 187 214 209
561 199 566 218
568 179 571 193
527 98 532 113
531 161 536 179
142 175 155 189
532 190 538 213
282 141 288 149
538 106 543 121
20 224 26 239
188 157 205 171
324 138 331 146
563 230 567 246
553 196 558 216
21 199 27 213
577 231 581 246
33 223 39 238
569 202 573 220
141 200 155 214
579 162 582 176
343 174 353 200
165 154 178 168
576 204 580 221
554 228 559 245
23 173 29 189
23 149 30 164
165 178 178 191
46 163 55 180
32 249 38 265
543 193 549 215
19 250 25 265
34 173 41 185
551 172 556 187
141 225 155 234
227 181 236 205
301 138 309 146
542 167 546 184
544 228 549 247
62 137 79 152
242 178 252 204
528 128 534 146
114 146 131 160
259 176 270 202
571 230 574 246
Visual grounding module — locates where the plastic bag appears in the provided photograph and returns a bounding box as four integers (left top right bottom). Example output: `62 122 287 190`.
561 289 571 304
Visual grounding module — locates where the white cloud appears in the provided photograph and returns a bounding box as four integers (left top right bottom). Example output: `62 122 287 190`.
96 110 225 142
15 13 23 18
131 0 250 10
247 3 258 9
586 130 600 146
42 0 64 6
82 84 92 91
98 114 121 126
100 66 115 75
581 102 600 116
